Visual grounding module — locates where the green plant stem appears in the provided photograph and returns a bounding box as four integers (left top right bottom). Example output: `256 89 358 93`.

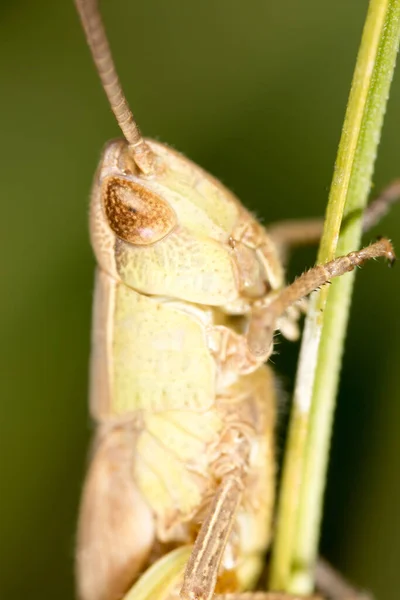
270 0 400 594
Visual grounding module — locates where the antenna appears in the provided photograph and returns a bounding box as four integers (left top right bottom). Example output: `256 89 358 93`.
75 0 155 173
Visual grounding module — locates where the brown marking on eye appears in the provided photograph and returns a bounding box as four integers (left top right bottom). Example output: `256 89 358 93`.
103 176 176 245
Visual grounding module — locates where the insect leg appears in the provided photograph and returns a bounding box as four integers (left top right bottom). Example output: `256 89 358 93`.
268 180 400 260
216 593 322 600
268 219 324 255
315 559 373 600
247 237 395 358
204 561 370 600
360 179 400 233
217 575 370 600
180 475 244 600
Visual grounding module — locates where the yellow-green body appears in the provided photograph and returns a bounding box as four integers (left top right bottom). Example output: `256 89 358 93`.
77 139 285 600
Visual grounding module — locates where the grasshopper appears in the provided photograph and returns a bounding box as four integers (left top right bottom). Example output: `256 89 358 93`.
74 2 397 600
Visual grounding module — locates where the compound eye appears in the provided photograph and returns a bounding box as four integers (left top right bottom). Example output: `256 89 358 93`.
103 176 177 245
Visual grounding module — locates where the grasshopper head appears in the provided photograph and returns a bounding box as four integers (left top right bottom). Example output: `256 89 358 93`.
76 0 283 310
91 138 279 307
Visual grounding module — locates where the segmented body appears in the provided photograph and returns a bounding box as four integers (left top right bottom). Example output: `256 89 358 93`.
77 140 294 600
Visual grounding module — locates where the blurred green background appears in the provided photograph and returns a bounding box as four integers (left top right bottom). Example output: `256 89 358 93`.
1 0 399 598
